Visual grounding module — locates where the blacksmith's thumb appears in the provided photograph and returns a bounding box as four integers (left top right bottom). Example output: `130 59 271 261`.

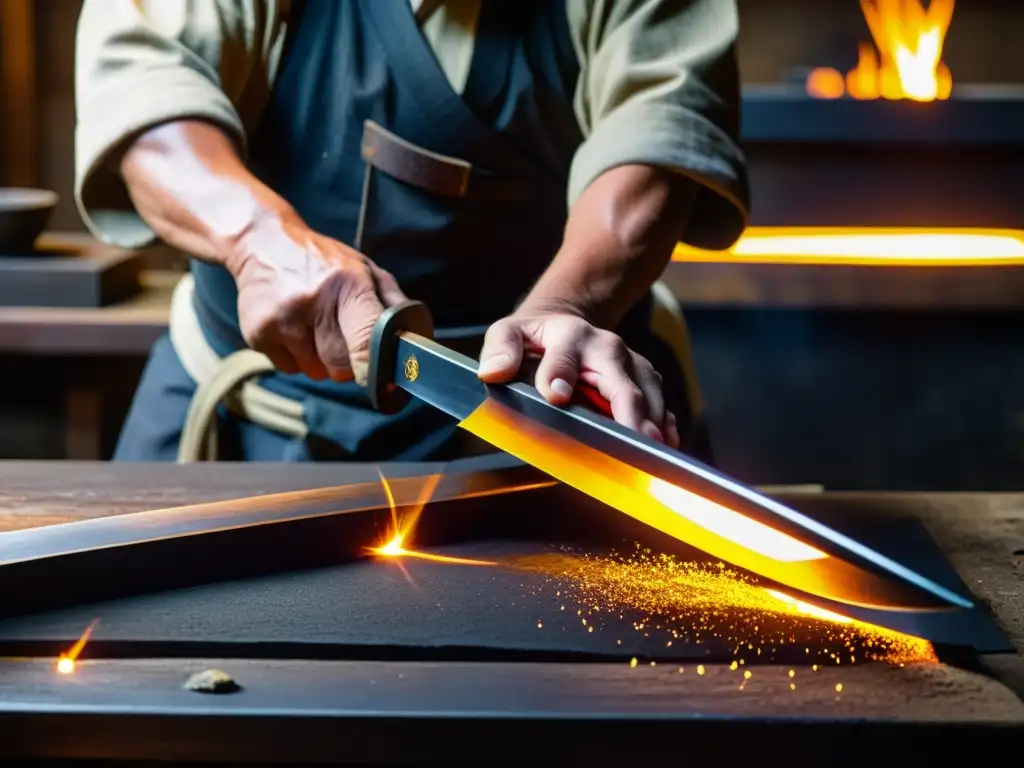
340 292 386 386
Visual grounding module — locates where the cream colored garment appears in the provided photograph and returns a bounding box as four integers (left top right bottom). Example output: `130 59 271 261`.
74 0 747 249
73 0 734 460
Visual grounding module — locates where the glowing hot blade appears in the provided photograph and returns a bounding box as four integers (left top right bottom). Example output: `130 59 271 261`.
457 397 956 610
647 477 826 563
377 318 973 613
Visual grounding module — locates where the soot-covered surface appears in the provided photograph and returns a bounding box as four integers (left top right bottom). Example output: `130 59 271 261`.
0 540 696 659
0 539 938 666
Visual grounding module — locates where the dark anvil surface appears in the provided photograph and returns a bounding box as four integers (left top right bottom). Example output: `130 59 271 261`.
0 461 1022 727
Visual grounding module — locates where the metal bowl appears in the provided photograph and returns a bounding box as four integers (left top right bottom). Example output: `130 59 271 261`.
0 188 59 253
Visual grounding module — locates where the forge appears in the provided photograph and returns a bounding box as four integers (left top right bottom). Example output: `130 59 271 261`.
672 0 1024 492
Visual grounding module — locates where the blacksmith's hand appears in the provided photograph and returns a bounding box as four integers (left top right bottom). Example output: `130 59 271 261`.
477 307 679 448
226 213 408 384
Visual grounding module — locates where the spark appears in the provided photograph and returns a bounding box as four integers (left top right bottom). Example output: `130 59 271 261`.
370 532 498 566
55 619 99 675
366 470 497 567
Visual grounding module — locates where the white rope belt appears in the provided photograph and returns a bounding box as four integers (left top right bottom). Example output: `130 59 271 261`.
169 274 307 462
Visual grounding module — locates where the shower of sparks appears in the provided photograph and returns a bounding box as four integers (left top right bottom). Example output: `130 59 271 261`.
55 619 99 674
510 544 937 667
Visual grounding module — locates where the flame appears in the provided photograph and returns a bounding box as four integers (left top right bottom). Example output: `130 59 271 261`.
367 470 496 567
807 0 954 102
55 619 99 675
673 227 1024 267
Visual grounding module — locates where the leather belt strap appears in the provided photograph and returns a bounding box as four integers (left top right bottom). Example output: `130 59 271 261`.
360 120 529 202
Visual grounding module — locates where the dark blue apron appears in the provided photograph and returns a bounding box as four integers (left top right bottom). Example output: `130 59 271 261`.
115 0 707 462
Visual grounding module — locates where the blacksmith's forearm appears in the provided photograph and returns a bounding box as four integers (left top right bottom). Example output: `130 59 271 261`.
521 164 697 329
119 120 295 267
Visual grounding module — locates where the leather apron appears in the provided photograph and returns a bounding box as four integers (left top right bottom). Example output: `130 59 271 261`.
159 0 706 461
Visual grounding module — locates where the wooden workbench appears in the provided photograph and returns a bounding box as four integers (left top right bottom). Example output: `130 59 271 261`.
1 461 1022 728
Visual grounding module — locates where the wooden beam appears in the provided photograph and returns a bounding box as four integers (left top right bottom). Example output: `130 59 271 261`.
0 0 38 187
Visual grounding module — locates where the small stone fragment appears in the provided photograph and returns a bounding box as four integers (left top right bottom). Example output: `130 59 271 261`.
184 669 240 694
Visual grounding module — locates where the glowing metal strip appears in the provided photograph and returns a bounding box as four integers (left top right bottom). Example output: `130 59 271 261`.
672 227 1024 267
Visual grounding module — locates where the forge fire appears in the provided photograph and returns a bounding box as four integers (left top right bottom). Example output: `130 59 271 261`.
807 0 955 101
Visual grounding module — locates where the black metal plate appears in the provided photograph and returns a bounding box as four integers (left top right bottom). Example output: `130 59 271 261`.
0 463 1010 656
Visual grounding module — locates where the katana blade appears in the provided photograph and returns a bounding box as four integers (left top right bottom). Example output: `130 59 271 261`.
368 301 974 614
0 463 549 567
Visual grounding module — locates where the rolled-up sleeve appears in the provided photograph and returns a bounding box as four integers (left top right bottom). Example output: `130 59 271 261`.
75 0 257 248
567 0 748 250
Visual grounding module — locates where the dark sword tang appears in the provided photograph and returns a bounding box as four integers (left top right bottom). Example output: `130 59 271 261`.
367 301 974 614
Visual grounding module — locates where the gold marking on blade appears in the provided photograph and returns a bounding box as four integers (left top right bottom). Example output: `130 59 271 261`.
457 398 924 610
404 354 420 382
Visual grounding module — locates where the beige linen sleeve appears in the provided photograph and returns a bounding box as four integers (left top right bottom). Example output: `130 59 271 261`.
74 0 288 248
567 0 749 250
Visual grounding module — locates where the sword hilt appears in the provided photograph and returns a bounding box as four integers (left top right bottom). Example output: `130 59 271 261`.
367 300 435 414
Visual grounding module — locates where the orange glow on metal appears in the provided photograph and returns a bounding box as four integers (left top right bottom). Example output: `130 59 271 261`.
459 398 918 609
806 0 954 101
55 619 98 675
648 478 826 563
672 227 1024 267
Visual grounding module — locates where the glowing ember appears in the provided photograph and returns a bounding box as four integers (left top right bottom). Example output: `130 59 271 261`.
807 0 955 102
55 619 99 675
673 227 1024 267
513 545 937 667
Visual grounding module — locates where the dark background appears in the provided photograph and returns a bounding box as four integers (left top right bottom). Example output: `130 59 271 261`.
2 0 1024 491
